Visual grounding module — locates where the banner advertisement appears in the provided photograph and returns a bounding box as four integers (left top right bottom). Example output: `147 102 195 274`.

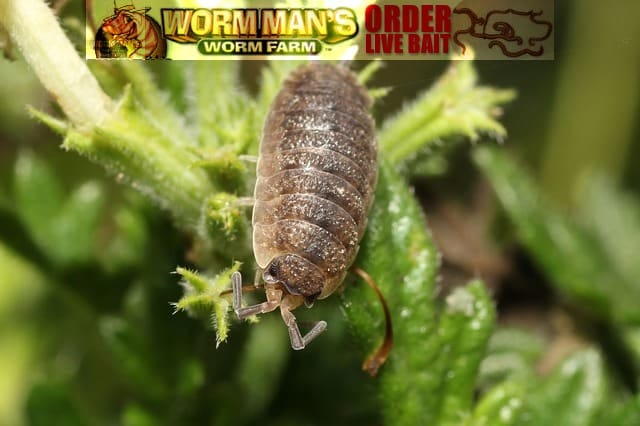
87 0 554 60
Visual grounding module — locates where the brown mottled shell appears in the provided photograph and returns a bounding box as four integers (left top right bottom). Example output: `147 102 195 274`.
253 63 377 303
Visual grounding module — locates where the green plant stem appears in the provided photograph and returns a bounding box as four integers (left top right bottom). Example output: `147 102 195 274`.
379 61 515 164
30 89 216 233
117 62 192 146
0 0 112 128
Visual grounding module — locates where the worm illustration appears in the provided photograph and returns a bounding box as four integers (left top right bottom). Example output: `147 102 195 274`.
95 5 166 59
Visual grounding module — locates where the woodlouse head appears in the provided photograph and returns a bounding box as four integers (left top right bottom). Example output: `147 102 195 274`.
263 254 325 306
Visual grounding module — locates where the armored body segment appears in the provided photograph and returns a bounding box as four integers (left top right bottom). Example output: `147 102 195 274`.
260 129 377 188
255 169 366 228
253 194 360 247
270 91 374 132
258 147 372 203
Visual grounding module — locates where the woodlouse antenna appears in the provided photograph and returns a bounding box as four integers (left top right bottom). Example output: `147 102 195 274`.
231 271 327 350
232 271 281 318
353 267 394 377
219 282 264 297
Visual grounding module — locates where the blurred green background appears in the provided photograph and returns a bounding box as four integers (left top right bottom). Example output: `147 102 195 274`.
1 0 640 425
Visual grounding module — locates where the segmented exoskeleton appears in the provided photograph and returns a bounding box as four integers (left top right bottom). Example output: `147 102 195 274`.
233 63 377 350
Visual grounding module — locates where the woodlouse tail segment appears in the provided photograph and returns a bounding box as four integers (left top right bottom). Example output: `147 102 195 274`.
280 295 327 350
232 271 282 319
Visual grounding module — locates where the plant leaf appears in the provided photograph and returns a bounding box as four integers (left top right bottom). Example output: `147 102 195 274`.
433 281 496 425
342 159 495 425
13 150 64 256
473 146 640 324
379 61 515 164
174 262 241 346
26 382 88 426
99 316 168 400
101 195 149 272
576 176 640 311
186 61 253 151
518 349 607 425
471 380 527 426
342 158 439 365
235 315 290 421
598 394 640 426
122 404 160 426
478 327 545 389
472 350 607 426
49 181 105 265
116 61 192 147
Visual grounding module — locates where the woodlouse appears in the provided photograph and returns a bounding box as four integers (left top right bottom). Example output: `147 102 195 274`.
232 62 377 350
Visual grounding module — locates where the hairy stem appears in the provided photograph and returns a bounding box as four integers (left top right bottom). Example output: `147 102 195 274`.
0 0 112 128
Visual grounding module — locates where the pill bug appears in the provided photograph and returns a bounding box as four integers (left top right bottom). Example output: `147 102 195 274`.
232 62 377 350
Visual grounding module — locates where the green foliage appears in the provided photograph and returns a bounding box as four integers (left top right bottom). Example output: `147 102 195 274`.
475 149 640 323
10 151 108 265
471 350 625 426
475 146 640 406
477 327 545 389
343 160 496 425
474 147 640 325
512 349 607 426
173 263 241 345
186 61 257 151
13 151 65 251
379 61 515 166
576 176 640 304
99 316 169 400
26 382 87 426
204 193 250 242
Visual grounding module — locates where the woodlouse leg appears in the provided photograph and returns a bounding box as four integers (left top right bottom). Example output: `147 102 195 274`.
232 272 243 312
238 155 258 163
232 272 282 320
236 197 255 207
280 295 327 350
